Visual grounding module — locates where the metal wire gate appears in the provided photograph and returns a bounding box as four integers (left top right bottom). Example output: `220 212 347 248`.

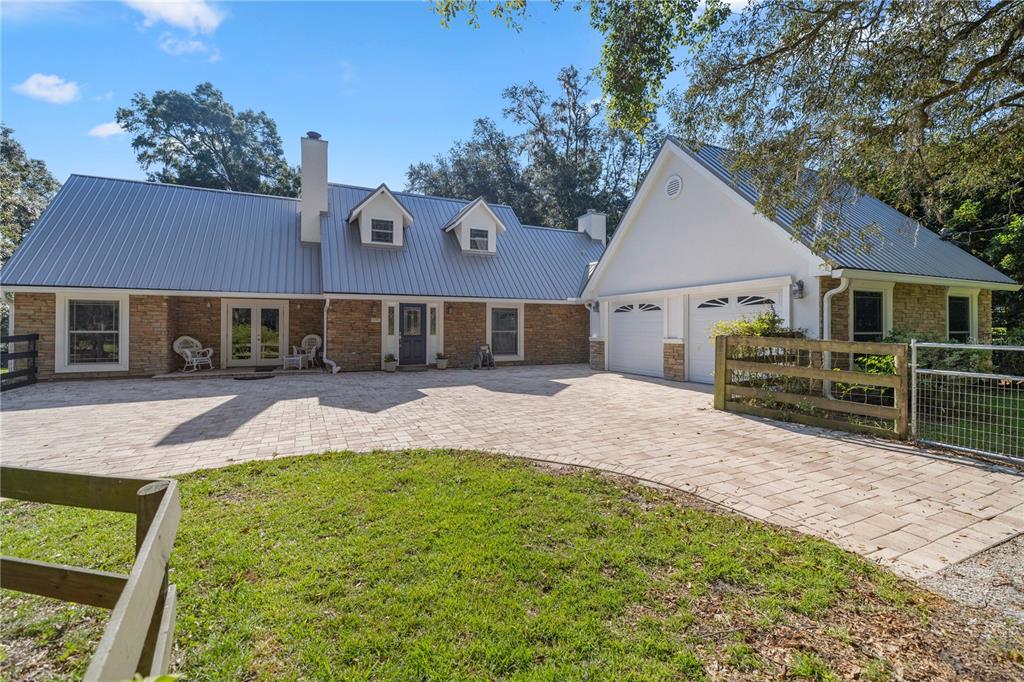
911 340 1024 465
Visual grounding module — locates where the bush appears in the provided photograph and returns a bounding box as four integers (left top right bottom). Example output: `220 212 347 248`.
710 308 804 339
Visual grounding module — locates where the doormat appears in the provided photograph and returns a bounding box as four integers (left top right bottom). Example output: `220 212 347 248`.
235 374 274 381
254 366 275 373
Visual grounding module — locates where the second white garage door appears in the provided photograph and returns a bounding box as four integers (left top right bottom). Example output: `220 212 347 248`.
608 302 664 377
688 291 779 383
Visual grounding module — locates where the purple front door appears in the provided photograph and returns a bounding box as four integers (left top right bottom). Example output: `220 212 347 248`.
399 303 426 365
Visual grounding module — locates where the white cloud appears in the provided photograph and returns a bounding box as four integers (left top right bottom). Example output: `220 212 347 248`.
122 0 224 34
338 60 357 84
94 90 115 101
158 33 208 55
12 73 80 104
88 121 126 138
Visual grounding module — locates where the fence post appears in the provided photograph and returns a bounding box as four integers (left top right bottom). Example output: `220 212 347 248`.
713 335 728 411
135 481 170 674
893 344 909 439
910 339 918 440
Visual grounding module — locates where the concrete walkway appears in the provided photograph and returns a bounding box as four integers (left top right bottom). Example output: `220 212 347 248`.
2 365 1021 579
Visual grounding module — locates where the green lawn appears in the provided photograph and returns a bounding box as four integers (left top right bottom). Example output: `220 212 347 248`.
917 389 1024 457
1 451 1019 680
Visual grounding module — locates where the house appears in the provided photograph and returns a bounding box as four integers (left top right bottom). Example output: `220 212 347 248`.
0 133 605 379
581 137 1020 384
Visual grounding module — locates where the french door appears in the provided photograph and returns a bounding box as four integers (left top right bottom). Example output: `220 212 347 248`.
223 300 289 367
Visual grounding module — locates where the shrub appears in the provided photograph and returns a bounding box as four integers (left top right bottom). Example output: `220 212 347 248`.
709 308 803 339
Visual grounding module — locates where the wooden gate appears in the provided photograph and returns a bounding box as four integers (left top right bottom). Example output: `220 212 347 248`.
713 335 909 439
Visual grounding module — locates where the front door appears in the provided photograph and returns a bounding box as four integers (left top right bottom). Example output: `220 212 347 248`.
399 303 426 365
225 301 288 367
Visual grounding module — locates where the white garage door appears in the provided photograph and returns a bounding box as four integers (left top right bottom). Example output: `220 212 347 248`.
688 292 779 384
608 302 664 377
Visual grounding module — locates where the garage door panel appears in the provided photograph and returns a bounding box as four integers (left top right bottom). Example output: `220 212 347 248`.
688 290 779 384
608 303 663 378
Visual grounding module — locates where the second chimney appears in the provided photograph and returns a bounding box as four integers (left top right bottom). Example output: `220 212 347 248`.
300 131 328 243
577 209 606 244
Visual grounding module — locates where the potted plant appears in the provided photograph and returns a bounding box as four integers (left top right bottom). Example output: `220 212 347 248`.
435 352 449 370
383 353 397 372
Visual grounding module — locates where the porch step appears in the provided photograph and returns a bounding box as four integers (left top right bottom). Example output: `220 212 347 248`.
397 364 429 372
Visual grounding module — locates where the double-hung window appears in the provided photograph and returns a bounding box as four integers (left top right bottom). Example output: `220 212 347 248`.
469 228 489 251
852 291 885 342
490 307 519 355
948 296 972 343
371 219 394 244
68 300 121 364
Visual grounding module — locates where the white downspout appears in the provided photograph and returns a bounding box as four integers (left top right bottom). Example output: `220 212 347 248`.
822 277 849 399
322 298 339 374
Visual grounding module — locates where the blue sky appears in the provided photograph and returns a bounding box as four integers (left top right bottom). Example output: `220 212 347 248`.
1 1 648 189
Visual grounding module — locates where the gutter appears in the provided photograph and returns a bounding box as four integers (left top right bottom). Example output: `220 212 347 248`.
830 268 1021 292
322 298 339 374
821 277 849 399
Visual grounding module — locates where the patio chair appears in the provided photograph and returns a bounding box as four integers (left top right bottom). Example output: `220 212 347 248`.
293 334 322 368
173 335 214 372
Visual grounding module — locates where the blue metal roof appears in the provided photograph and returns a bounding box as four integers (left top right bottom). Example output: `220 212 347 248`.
0 175 322 294
0 175 604 300
678 139 1015 285
321 185 605 300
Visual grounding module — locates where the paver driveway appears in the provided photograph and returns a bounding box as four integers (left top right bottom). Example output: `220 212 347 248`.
2 365 1021 579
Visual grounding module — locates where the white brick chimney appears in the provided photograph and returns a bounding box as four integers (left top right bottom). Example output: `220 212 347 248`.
577 209 606 244
300 131 328 243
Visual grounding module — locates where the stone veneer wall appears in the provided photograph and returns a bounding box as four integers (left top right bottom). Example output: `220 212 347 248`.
13 292 176 380
523 303 589 365
589 339 605 370
326 299 381 371
663 342 685 381
442 302 486 368
171 296 221 370
819 276 994 342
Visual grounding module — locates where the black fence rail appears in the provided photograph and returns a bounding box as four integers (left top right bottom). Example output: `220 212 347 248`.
1 333 39 392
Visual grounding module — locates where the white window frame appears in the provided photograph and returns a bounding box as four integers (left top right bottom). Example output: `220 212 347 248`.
370 218 395 244
847 280 893 342
486 301 524 361
55 291 130 373
946 287 979 342
469 228 489 251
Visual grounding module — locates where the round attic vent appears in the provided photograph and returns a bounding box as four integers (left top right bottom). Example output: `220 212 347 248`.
665 174 683 199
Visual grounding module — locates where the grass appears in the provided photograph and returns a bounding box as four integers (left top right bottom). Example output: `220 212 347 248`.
0 450 1014 680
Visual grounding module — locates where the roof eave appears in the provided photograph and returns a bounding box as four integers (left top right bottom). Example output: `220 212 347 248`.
830 268 1021 291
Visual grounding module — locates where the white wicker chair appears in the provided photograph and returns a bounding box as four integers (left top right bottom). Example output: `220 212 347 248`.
173 336 214 372
293 334 322 368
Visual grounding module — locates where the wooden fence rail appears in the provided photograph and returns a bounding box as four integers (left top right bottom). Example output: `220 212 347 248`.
713 335 909 439
0 466 180 681
1 333 38 392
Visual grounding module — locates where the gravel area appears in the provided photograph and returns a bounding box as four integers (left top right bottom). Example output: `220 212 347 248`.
920 533 1024 622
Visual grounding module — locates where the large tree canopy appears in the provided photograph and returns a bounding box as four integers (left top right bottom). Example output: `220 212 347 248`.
435 0 1024 327
116 82 298 197
406 66 662 232
1 125 59 265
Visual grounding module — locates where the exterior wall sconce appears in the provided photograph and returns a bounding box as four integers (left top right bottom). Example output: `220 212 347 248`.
371 303 378 316
446 304 453 314
791 280 805 299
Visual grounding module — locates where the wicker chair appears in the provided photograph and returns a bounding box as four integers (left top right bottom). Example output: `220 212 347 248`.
173 336 214 372
293 334 322 368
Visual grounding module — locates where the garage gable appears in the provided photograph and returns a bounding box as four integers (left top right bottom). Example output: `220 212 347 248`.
584 141 826 300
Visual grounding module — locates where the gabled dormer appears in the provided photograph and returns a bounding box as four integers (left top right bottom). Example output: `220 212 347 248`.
442 197 508 255
347 184 415 247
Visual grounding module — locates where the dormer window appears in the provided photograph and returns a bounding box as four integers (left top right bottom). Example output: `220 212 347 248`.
442 196 508 255
469 228 489 251
347 184 414 247
371 219 394 244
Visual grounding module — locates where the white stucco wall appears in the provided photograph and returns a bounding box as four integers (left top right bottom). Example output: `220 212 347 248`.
589 145 828 338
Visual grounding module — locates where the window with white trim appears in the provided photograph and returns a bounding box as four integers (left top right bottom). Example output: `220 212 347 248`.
638 303 661 311
469 228 489 251
613 304 634 313
852 291 884 342
371 219 394 244
697 297 728 309
948 295 971 342
490 307 519 355
738 295 775 306
67 299 120 364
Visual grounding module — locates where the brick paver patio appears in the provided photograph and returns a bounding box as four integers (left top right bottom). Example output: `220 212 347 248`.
2 365 1021 579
